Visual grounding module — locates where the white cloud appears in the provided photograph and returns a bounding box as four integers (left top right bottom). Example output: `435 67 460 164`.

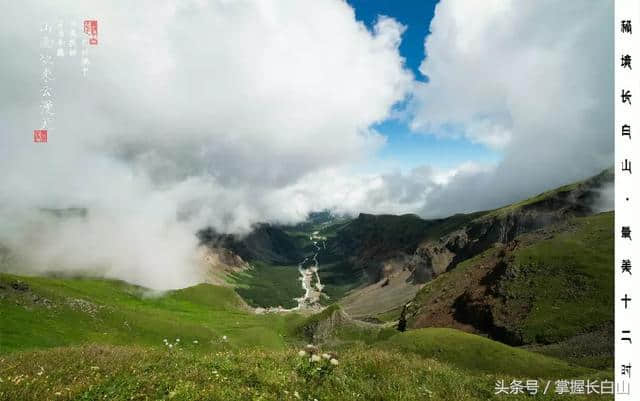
0 0 411 288
408 0 613 214
0 0 613 289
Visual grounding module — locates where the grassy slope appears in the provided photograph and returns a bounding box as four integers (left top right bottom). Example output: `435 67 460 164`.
481 182 580 219
385 328 591 378
316 260 365 302
0 273 304 354
504 212 614 344
479 167 613 220
1 343 612 401
408 212 613 369
0 273 613 400
229 262 304 309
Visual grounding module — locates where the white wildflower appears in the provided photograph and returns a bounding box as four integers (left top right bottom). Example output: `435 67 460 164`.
298 350 306 357
321 353 331 360
310 354 321 362
330 358 339 366
193 340 198 344
176 338 180 342
222 335 227 341
168 344 173 348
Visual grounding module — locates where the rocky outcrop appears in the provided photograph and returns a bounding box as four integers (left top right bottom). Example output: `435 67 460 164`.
199 246 249 285
296 305 352 343
201 246 248 271
407 242 455 283
405 168 613 285
295 304 385 344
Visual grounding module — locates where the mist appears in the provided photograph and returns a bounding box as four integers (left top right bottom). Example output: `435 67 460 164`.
0 0 613 289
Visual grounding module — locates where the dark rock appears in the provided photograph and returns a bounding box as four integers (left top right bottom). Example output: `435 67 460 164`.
11 281 29 292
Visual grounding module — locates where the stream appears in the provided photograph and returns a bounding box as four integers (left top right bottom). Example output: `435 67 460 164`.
253 232 327 313
293 232 326 311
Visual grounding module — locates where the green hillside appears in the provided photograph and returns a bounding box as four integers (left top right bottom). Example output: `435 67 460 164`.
0 170 615 400
506 213 613 344
407 212 614 369
0 273 612 401
481 167 613 220
0 273 303 354
229 261 304 309
385 328 591 378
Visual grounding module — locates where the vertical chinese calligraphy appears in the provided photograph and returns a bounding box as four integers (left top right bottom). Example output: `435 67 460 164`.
34 18 100 142
615 1 638 399
37 22 55 141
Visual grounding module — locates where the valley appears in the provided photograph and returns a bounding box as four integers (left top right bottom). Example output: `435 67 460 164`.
293 232 327 311
0 168 615 400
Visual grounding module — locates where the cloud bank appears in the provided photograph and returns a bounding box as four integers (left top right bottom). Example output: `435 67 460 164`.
407 0 613 216
0 0 411 288
0 0 612 288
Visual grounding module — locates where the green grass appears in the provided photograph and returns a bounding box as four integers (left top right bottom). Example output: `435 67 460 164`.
482 184 580 219
0 273 614 400
333 213 444 256
229 262 304 309
504 212 614 344
523 323 614 370
316 260 365 302
384 328 594 378
372 304 404 323
480 167 613 220
410 213 613 346
0 171 617 400
0 343 613 401
0 273 305 354
328 323 398 345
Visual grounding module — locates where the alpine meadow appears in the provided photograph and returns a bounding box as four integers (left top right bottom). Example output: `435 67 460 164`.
0 1 615 400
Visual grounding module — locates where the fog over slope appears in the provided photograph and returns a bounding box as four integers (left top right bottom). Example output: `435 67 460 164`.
0 0 612 289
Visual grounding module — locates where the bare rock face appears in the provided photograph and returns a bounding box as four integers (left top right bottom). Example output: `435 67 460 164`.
407 242 455 283
377 254 412 281
208 247 248 270
399 169 615 346
303 307 352 343
199 246 249 285
404 209 571 285
296 305 384 344
403 168 613 287
338 168 614 324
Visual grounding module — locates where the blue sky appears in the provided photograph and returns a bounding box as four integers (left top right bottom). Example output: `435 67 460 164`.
347 0 500 172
